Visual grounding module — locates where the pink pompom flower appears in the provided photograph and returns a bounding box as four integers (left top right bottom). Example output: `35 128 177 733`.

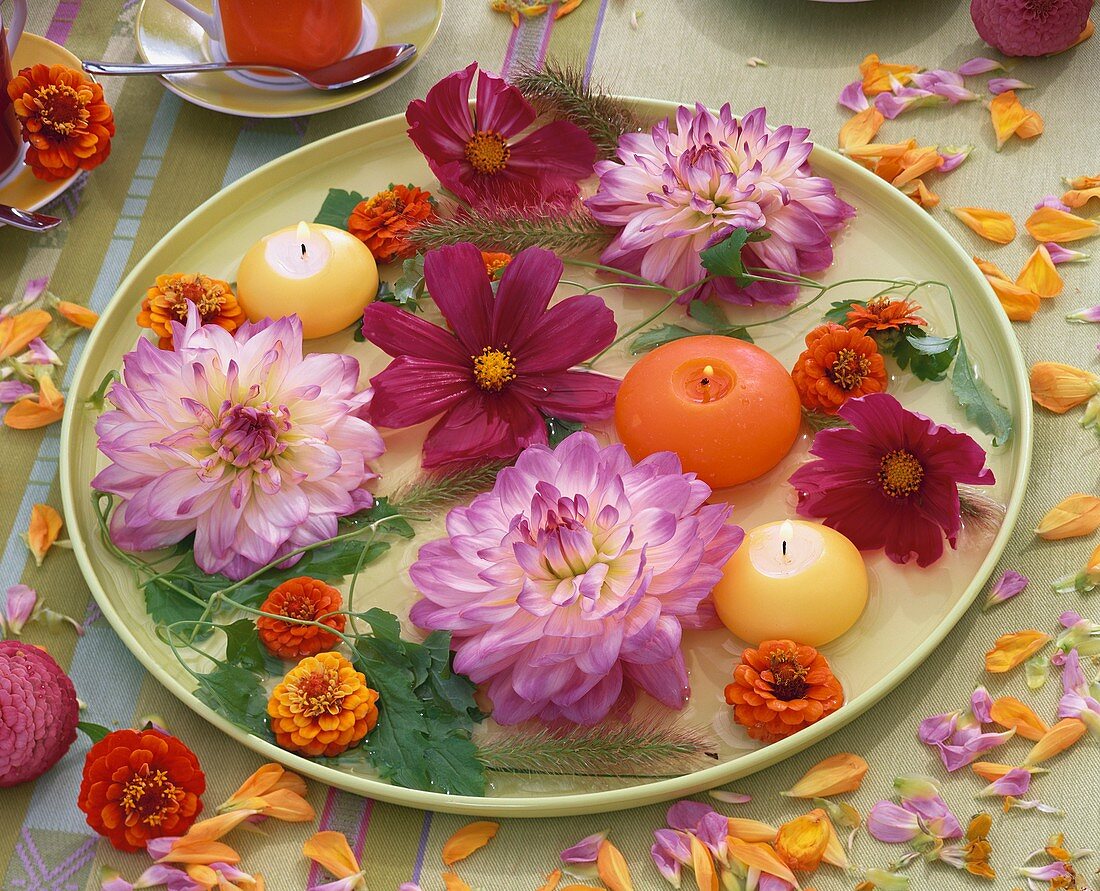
408 431 744 724
970 0 1092 56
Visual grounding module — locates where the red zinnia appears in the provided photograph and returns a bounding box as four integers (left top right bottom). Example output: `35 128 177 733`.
257 576 347 659
77 728 205 851
361 243 619 468
405 63 597 208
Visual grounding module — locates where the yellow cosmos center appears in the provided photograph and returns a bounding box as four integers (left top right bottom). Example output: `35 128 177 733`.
767 650 809 701
119 767 184 827
33 84 88 137
472 346 517 392
464 130 510 175
878 449 924 498
287 667 349 717
829 348 872 391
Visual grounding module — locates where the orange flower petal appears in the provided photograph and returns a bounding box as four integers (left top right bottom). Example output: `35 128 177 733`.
1030 362 1100 412
984 630 1051 673
859 53 920 95
989 91 1030 150
970 761 1017 783
596 839 634 891
690 835 719 891
38 375 64 412
1023 718 1087 766
4 392 66 429
1016 109 1044 139
1062 185 1100 209
1016 245 1063 298
822 817 849 869
302 831 360 879
442 821 499 866
727 818 779 843
559 886 601 891
842 139 918 161
26 503 63 567
157 837 241 866
892 147 943 188
56 300 99 329
727 840 799 887
0 309 52 360
253 787 316 822
951 207 1016 244
1035 494 1100 540
536 869 563 891
901 179 940 209
989 697 1049 741
974 256 1010 280
783 753 869 798
775 809 831 872
1065 173 1100 190
988 275 1040 321
442 873 472 891
838 107 885 151
1025 207 1100 243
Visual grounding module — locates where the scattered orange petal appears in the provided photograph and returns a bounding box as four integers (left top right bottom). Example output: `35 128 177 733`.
1023 718 1087 766
596 839 634 891
822 818 849 869
156 838 241 866
442 821 499 867
842 139 918 161
970 761 1017 783
989 91 1040 150
1016 109 1044 139
559 886 601 891
974 256 1010 280
442 873 472 891
985 630 1050 673
536 869 563 891
951 207 1016 244
0 309 52 360
1065 173 1100 190
892 146 943 188
1062 186 1100 208
988 276 1040 321
1035 494 1100 540
26 503 63 567
727 840 799 887
901 179 940 209
727 818 779 843
775 809 831 872
689 835 718 891
838 107 885 151
302 831 359 879
859 53 920 95
4 384 66 429
1025 207 1100 242
784 753 869 798
990 697 1049 741
56 300 99 329
1016 245 1063 298
218 762 313 821
1030 362 1100 412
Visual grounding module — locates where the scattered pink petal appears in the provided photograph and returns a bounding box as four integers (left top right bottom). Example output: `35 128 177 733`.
708 790 752 804
1017 862 1073 882
970 686 993 723
938 144 973 172
839 79 870 112
867 801 923 844
875 86 944 119
983 569 1029 609
19 338 60 366
560 831 607 865
1048 243 1090 265
909 69 980 103
0 381 35 404
958 57 1005 76
988 77 1034 94
978 766 1032 797
2 584 38 636
1007 797 1064 815
1068 305 1100 322
1035 195 1073 212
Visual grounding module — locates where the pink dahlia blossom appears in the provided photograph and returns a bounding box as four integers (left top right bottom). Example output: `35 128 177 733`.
406 63 597 208
408 431 743 724
0 641 79 786
971 0 1092 56
586 104 855 305
93 308 383 580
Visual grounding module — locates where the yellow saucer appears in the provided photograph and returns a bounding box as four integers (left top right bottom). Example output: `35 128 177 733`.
134 0 443 118
0 33 83 215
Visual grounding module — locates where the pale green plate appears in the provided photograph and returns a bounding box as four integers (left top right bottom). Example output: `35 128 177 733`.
60 101 1032 817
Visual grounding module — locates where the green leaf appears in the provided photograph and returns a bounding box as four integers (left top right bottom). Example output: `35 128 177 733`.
699 228 751 285
824 299 862 325
718 326 754 344
951 340 1013 446
313 188 364 230
193 661 271 738
688 299 730 330
376 255 428 313
339 497 415 539
630 324 697 354
221 618 284 675
892 329 959 382
545 415 583 446
77 721 110 743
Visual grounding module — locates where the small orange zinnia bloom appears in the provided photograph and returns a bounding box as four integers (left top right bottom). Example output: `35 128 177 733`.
845 295 927 333
256 577 347 660
137 273 244 350
7 64 115 181
791 323 887 413
268 652 379 758
725 640 844 744
76 728 205 852
480 251 512 278
348 183 435 264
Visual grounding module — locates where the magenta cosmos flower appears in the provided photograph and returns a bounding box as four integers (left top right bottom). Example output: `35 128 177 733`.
93 308 383 580
406 63 597 208
408 431 744 724
789 393 994 566
586 104 854 305
361 243 618 469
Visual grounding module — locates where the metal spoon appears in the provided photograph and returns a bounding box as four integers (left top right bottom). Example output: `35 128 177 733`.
82 43 417 91
0 203 62 231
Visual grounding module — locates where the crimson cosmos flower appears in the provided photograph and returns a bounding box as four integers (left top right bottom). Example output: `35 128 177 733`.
405 62 597 207
361 243 619 468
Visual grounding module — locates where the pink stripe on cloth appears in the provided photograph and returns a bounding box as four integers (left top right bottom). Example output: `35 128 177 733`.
306 787 341 886
351 798 374 859
45 0 84 46
583 0 611 85
533 3 558 69
501 18 523 77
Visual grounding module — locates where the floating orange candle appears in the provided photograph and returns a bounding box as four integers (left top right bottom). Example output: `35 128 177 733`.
614 335 801 488
713 519 868 647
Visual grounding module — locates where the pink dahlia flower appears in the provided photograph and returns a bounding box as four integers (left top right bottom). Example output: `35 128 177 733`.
406 63 598 208
361 243 618 469
586 104 855 306
789 393 994 566
0 641 79 786
93 308 384 580
408 431 744 724
971 0 1092 56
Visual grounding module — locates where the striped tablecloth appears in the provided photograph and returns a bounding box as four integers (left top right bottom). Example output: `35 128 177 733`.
2 1 1099 889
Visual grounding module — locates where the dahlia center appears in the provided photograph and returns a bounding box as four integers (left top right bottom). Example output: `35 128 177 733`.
287 668 347 717
119 766 184 827
878 449 925 498
767 650 809 700
33 84 88 138
209 402 290 467
828 348 872 391
464 130 510 175
472 346 516 391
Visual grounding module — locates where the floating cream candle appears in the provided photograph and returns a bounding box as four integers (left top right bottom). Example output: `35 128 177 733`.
237 221 378 339
713 519 868 647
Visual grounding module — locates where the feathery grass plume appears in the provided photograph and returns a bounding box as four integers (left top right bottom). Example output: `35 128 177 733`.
477 717 719 778
390 461 511 519
408 205 614 256
802 408 852 433
511 61 641 160
958 485 1006 547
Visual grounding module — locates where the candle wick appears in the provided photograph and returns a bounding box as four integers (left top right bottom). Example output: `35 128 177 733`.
782 539 787 557
300 243 307 258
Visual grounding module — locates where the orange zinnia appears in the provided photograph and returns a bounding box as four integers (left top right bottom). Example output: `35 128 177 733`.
725 640 844 744
791 323 887 413
348 184 435 264
845 295 927 333
268 652 379 758
480 251 512 278
256 577 347 660
7 64 115 182
137 273 244 350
